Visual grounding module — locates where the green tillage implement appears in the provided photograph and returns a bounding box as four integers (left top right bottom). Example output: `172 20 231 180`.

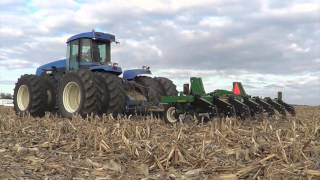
160 77 295 124
161 94 217 124
161 77 234 123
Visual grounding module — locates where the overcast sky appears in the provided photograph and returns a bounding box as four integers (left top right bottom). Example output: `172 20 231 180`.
0 0 319 105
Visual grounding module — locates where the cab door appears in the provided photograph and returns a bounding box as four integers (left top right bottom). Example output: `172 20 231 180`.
66 40 80 71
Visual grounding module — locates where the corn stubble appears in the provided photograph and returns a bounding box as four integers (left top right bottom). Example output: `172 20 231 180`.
0 106 319 179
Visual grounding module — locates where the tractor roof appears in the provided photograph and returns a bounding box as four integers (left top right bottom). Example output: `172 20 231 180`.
66 31 116 43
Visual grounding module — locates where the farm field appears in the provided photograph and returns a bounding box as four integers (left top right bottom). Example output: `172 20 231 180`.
0 106 319 179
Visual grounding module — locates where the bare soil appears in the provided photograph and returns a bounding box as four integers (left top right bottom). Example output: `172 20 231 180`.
0 106 319 179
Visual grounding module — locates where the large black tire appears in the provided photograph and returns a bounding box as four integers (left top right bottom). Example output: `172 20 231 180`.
58 70 102 118
42 75 57 112
154 77 178 96
95 72 126 115
13 74 47 117
134 76 164 104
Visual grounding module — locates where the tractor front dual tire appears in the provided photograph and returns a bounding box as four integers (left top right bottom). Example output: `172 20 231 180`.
58 70 101 118
14 75 47 117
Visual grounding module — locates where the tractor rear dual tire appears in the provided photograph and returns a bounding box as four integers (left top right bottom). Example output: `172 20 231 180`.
134 76 164 104
14 75 47 117
95 72 126 116
134 76 178 104
154 77 178 96
57 70 102 118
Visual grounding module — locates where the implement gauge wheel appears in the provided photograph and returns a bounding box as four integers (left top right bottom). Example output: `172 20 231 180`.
164 106 200 124
164 106 179 124
58 70 101 118
13 75 46 117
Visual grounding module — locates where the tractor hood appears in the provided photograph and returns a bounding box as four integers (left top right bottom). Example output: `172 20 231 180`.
36 59 66 76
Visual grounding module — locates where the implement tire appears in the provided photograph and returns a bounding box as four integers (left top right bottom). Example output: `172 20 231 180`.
154 77 178 96
164 106 179 124
58 70 101 118
13 74 46 117
95 72 126 115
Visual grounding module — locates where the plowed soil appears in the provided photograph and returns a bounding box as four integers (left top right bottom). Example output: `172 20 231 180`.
0 106 319 179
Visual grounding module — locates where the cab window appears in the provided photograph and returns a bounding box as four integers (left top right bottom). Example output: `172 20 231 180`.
68 40 79 71
92 41 111 63
80 39 92 62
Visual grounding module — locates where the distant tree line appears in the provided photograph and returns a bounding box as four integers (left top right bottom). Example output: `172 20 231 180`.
0 93 13 99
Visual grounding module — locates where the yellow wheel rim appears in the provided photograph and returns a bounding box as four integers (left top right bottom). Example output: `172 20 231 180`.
17 85 30 111
63 82 81 113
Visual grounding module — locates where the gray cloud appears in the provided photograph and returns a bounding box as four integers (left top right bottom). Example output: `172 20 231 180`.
0 0 319 105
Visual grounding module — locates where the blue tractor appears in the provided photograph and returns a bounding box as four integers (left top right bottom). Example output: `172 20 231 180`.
13 31 177 117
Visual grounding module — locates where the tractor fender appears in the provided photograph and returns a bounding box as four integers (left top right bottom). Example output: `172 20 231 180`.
89 64 122 75
123 69 152 80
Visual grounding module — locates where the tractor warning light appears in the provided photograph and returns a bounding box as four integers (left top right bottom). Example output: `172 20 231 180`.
233 82 241 95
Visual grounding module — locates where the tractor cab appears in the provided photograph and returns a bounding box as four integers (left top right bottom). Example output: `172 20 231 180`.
65 31 120 72
35 31 149 77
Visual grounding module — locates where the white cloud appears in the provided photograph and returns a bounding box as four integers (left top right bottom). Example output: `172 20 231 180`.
80 0 215 13
0 59 37 68
276 3 320 15
0 27 24 37
260 1 320 15
199 16 233 27
31 0 78 9
0 0 24 6
288 43 310 53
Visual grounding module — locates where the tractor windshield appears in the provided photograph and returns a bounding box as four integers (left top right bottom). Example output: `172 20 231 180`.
92 41 111 64
79 39 111 64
